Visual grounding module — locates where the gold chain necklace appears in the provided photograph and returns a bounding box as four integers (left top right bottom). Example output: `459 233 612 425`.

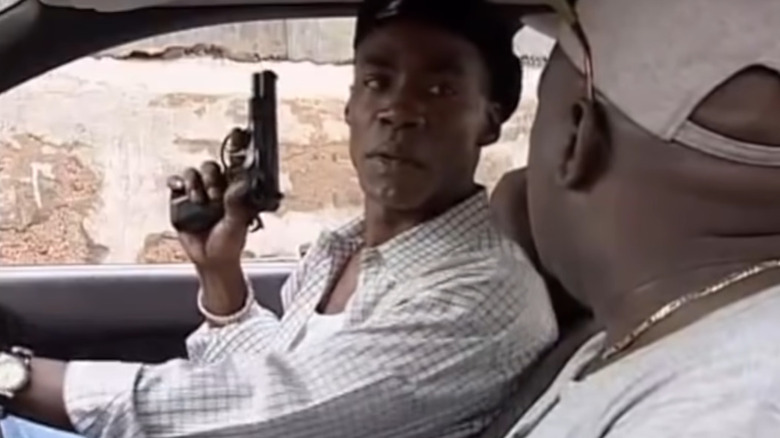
600 259 780 361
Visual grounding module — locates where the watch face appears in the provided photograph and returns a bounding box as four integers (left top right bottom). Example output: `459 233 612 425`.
0 354 29 392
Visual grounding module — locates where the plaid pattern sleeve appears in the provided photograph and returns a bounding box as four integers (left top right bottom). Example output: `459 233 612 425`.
62 190 558 438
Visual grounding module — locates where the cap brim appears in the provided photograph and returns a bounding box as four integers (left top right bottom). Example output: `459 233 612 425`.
492 0 574 38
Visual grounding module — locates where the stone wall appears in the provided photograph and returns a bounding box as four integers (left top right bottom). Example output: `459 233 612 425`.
0 20 552 266
99 18 554 64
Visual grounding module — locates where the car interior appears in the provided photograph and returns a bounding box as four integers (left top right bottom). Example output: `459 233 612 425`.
0 1 596 437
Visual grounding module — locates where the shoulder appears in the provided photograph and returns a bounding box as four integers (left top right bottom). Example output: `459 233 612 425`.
604 289 780 436
618 286 780 383
295 216 364 266
664 285 780 366
398 229 556 330
413 224 545 299
607 351 780 438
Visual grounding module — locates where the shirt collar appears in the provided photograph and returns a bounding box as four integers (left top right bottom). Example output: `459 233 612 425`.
321 188 493 278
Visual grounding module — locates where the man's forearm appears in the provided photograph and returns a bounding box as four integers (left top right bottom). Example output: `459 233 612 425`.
3 267 252 435
187 262 289 363
11 358 74 432
197 263 249 319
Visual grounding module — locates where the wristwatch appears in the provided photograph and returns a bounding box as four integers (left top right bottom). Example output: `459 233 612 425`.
0 346 33 418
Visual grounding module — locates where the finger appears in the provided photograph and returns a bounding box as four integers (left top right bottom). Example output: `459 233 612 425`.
167 175 186 194
200 161 226 202
227 128 252 169
182 167 207 204
167 176 189 208
223 175 252 225
227 128 251 152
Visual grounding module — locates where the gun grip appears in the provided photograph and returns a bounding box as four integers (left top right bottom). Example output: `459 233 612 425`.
170 196 224 234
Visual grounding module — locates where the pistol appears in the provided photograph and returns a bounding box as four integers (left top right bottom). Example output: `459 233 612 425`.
170 70 283 233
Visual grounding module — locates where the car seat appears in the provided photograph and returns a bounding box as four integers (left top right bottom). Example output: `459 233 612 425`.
478 169 597 438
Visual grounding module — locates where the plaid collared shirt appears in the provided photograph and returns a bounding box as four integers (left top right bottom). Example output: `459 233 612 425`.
64 190 558 438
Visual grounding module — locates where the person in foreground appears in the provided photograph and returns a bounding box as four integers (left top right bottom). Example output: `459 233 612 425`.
0 0 558 437
502 0 780 436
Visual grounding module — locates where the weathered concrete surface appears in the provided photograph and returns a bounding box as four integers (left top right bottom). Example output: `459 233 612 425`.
0 55 543 265
101 19 554 65
103 21 290 62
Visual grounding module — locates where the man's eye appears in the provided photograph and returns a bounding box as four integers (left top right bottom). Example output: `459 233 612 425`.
364 76 386 90
429 84 455 96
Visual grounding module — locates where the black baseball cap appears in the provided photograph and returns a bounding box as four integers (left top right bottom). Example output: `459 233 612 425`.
354 0 523 123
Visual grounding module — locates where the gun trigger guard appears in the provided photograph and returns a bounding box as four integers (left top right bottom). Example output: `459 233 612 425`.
249 215 264 232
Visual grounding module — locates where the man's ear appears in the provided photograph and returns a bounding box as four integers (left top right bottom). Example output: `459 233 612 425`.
477 103 502 146
556 99 609 189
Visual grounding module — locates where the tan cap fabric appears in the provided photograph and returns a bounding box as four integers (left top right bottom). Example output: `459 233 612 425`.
538 0 780 166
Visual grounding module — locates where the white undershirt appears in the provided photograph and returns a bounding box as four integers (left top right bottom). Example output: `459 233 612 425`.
293 312 347 351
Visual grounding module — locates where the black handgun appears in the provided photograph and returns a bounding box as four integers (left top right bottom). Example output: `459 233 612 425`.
170 70 283 233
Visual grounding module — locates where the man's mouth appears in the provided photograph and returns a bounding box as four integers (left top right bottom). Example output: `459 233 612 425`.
366 152 424 169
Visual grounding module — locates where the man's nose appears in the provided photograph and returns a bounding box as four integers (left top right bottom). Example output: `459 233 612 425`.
377 85 427 129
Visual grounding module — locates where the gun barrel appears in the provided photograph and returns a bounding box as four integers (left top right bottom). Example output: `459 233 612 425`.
247 70 282 212
252 72 261 97
260 71 280 198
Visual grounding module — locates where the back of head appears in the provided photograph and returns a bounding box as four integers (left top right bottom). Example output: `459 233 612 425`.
525 0 780 302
